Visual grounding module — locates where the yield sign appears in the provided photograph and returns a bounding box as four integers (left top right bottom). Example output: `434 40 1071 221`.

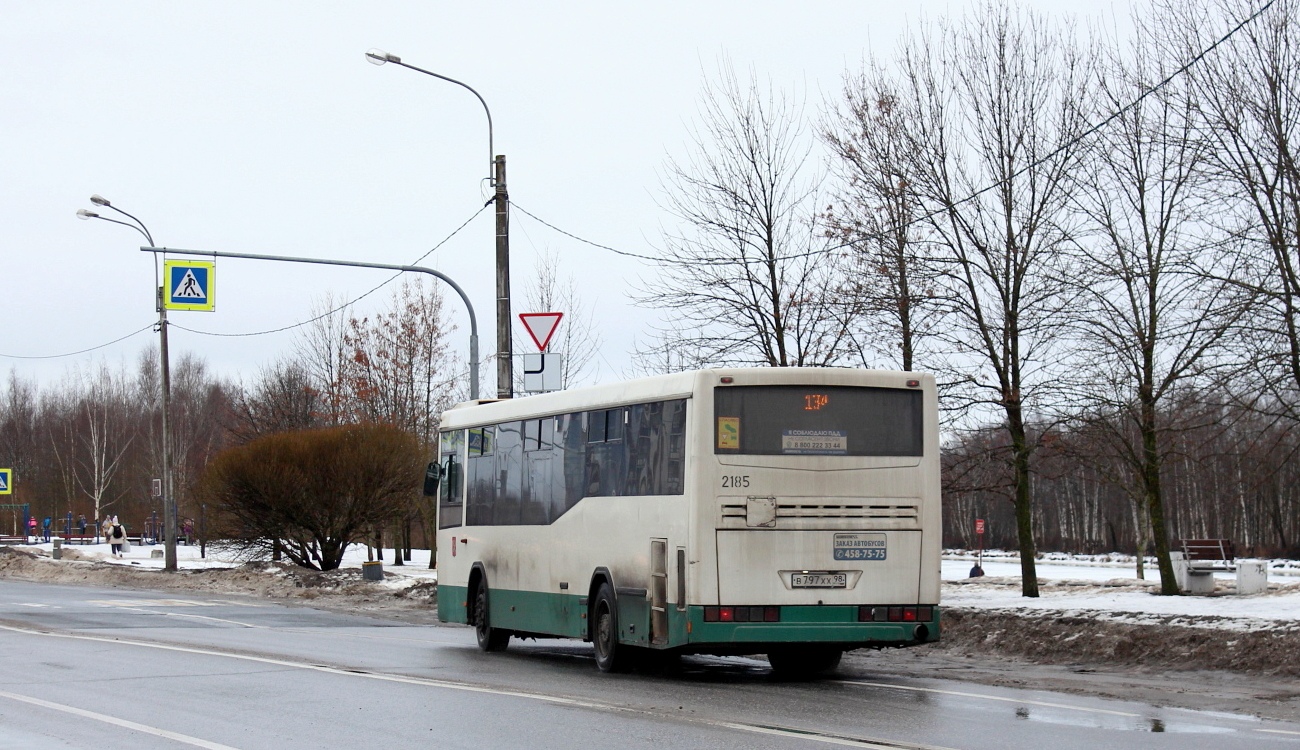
519 312 564 351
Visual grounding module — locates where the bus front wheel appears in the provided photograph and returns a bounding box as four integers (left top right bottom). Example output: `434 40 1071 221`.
474 578 510 652
591 583 632 673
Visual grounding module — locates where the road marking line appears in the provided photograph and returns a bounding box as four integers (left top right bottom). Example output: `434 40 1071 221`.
716 721 953 749
0 689 239 750
0 623 953 749
1258 728 1300 736
836 679 1142 718
89 599 222 607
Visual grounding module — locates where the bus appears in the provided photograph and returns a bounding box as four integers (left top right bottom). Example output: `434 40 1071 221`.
428 367 941 675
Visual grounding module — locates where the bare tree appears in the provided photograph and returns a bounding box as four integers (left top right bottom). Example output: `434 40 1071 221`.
638 62 851 371
1068 14 1243 593
339 278 459 566
1166 0 1300 415
227 359 325 442
822 67 940 372
895 2 1091 596
58 363 138 523
296 293 354 427
341 278 458 441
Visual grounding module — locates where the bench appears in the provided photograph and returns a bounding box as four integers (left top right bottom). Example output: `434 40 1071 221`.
1181 539 1235 572
1175 539 1234 594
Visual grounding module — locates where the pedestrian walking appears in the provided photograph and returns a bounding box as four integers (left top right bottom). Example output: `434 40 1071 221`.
107 516 126 558
42 516 51 543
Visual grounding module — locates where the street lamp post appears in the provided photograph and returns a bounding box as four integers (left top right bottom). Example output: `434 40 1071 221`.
365 49 512 399
77 198 178 572
139 246 481 401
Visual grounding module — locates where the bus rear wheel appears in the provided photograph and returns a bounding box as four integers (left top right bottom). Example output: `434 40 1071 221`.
474 578 510 652
591 583 632 673
767 647 842 679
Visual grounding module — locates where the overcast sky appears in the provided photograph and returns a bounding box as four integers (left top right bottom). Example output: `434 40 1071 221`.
1 0 1098 391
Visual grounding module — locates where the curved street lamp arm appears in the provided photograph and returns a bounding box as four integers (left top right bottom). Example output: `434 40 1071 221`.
83 213 154 245
390 60 494 179
102 205 155 246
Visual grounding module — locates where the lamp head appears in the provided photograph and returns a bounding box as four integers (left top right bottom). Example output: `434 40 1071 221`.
89 194 110 207
365 48 399 65
76 209 99 220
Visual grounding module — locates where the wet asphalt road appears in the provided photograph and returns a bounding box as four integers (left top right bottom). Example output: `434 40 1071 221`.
0 579 1297 749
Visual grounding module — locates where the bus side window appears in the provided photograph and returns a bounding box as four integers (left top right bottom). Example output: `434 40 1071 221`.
606 408 624 442
587 410 606 443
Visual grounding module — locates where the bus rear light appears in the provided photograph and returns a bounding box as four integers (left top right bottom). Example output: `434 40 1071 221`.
704 606 781 623
860 606 933 623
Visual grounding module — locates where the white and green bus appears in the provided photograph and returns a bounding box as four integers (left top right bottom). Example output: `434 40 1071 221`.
429 367 941 675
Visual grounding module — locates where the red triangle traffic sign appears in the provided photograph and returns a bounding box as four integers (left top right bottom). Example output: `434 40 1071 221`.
519 312 564 351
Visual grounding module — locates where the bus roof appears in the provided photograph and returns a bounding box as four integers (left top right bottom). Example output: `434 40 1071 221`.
438 367 931 430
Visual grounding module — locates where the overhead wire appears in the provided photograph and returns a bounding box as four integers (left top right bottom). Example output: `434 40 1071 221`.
511 0 1276 268
0 323 155 360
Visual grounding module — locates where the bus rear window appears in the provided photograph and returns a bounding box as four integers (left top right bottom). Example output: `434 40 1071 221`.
714 385 922 456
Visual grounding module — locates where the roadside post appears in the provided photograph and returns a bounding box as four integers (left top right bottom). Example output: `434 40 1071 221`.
972 518 986 577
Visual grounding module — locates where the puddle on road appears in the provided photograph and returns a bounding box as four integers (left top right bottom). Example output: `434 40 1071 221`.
1010 704 1238 735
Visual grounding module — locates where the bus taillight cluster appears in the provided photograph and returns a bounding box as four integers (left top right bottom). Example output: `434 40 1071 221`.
703 606 781 623
858 606 934 623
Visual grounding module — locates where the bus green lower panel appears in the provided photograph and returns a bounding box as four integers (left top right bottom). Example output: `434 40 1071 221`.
488 589 588 638
437 588 937 650
437 585 688 646
438 585 470 624
687 606 940 646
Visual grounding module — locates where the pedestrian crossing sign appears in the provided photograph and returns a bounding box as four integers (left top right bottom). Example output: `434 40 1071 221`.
164 261 216 311
0 468 11 495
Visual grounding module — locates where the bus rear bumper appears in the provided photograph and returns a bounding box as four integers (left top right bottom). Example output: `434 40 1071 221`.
684 605 940 650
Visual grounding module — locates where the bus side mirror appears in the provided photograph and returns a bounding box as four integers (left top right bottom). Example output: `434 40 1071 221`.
422 462 441 497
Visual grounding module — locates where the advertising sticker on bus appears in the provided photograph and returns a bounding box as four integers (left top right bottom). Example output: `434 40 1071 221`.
717 417 740 450
781 429 848 455
834 532 887 561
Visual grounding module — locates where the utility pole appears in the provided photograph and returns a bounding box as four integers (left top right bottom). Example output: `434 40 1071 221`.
495 155 512 399
79 197 177 571
157 286 176 570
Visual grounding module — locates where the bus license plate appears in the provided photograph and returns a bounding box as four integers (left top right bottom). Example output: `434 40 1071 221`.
791 573 847 588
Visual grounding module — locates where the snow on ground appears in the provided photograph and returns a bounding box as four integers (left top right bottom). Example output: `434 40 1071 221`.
13 539 436 584
8 540 1298 631
943 552 1300 632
